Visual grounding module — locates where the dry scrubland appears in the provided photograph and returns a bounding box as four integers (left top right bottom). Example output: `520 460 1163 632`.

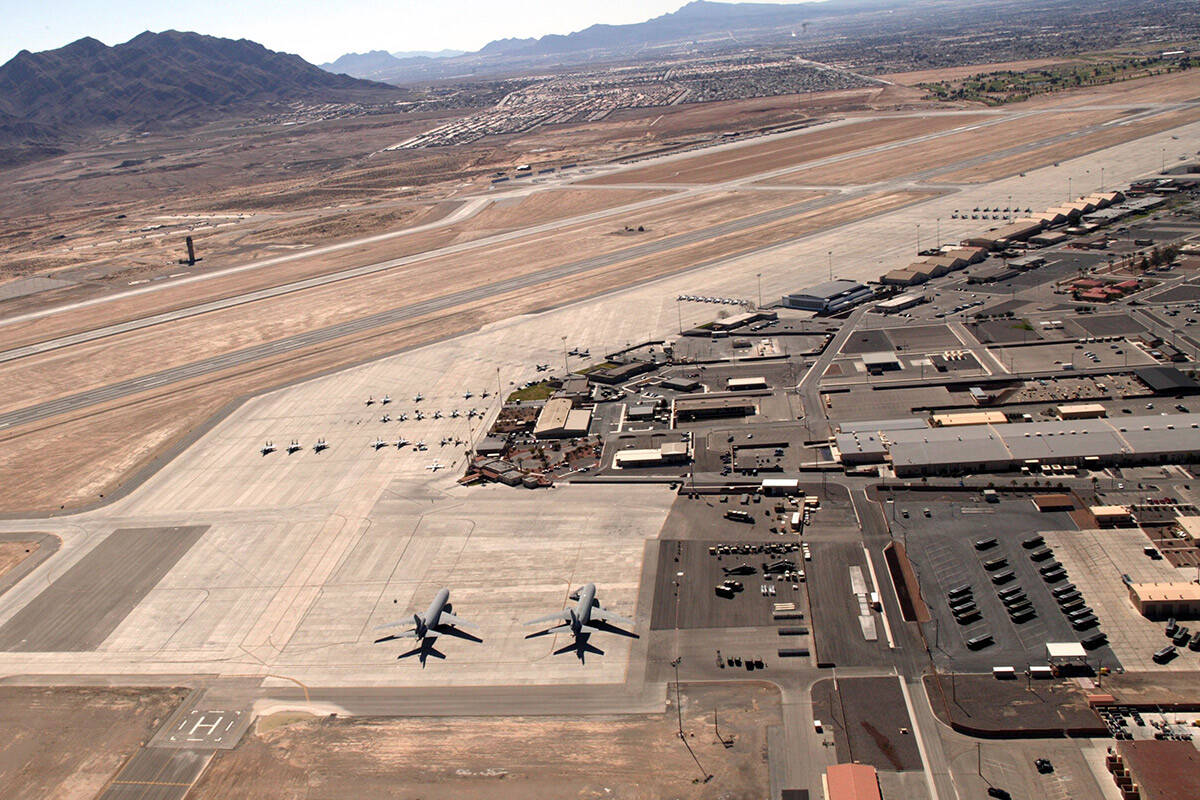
0 68 1195 512
0 687 187 800
191 684 778 800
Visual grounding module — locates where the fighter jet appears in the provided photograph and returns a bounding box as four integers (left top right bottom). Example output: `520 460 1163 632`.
536 364 550 372
439 437 451 447
413 393 424 403
371 437 388 450
260 441 275 456
432 410 443 419
415 441 427 451
396 412 409 422
374 588 480 665
463 390 473 399
480 390 490 399
365 396 375 406
524 583 634 636
467 408 479 419
381 394 391 405
381 414 391 423
426 461 444 471
313 438 329 453
414 410 425 421
394 437 410 449
286 440 302 454
450 409 460 418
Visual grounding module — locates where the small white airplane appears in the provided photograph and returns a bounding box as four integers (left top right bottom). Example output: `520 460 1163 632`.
381 414 391 423
432 410 443 419
426 461 444 472
260 441 275 455
313 438 329 453
413 393 424 403
395 437 410 449
381 394 391 405
286 440 302 454
371 437 388 450
450 409 460 418
463 390 473 399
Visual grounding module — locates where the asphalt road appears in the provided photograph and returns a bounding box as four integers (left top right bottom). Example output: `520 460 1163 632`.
0 189 887 431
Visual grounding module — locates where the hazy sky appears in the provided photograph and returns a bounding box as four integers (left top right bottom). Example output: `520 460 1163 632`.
2 0 813 66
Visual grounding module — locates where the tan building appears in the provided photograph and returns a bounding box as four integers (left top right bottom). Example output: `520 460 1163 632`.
1057 402 1107 420
1176 515 1200 542
533 398 592 438
1089 505 1132 526
1128 582 1200 619
930 411 1008 427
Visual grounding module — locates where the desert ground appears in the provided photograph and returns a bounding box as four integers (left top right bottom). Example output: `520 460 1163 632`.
1 68 1198 513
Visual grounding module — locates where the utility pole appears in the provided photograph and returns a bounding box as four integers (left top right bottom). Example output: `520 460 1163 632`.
677 299 683 334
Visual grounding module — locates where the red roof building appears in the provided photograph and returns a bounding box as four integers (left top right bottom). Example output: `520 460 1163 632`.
825 763 882 800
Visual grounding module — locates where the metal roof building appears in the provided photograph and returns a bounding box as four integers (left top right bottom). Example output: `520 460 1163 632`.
837 413 1200 476
782 280 873 314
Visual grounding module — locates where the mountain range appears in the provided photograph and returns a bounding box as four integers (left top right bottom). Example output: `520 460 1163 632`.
321 0 895 84
0 30 398 164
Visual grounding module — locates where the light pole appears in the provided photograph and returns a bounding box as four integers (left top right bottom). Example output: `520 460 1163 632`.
1100 166 1105 191
756 272 762 308
916 223 921 255
827 251 833 281
676 299 683 334
561 335 569 373
1068 175 1072 202
936 217 940 249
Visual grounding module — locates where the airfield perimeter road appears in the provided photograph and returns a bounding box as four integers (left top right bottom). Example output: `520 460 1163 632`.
4 99 1199 437
2 99 1194 357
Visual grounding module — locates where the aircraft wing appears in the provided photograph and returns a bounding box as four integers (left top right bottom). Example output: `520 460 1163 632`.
592 607 634 627
374 616 421 631
438 612 475 629
524 610 571 626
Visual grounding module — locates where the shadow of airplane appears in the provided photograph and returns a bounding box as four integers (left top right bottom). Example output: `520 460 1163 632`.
375 625 483 668
526 621 639 663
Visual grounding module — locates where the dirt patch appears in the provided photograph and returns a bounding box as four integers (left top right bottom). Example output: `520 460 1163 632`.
0 541 38 581
580 114 991 186
885 541 930 623
765 109 1121 186
0 189 932 513
934 105 1200 183
923 673 1105 736
0 686 187 800
192 684 778 800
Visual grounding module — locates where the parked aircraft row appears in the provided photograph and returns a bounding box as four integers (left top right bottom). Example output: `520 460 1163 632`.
374 584 635 664
261 439 327 455
365 389 491 407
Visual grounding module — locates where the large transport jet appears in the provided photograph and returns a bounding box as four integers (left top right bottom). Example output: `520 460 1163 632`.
524 583 634 635
375 588 473 642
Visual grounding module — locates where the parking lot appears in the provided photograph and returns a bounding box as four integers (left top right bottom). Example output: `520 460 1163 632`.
894 496 1119 672
1043 528 1199 671
993 340 1156 374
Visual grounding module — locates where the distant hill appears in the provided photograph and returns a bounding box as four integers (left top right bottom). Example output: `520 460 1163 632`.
0 31 399 163
390 49 466 60
317 0 896 84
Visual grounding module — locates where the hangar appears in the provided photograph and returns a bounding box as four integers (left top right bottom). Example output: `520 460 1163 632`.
781 280 873 314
